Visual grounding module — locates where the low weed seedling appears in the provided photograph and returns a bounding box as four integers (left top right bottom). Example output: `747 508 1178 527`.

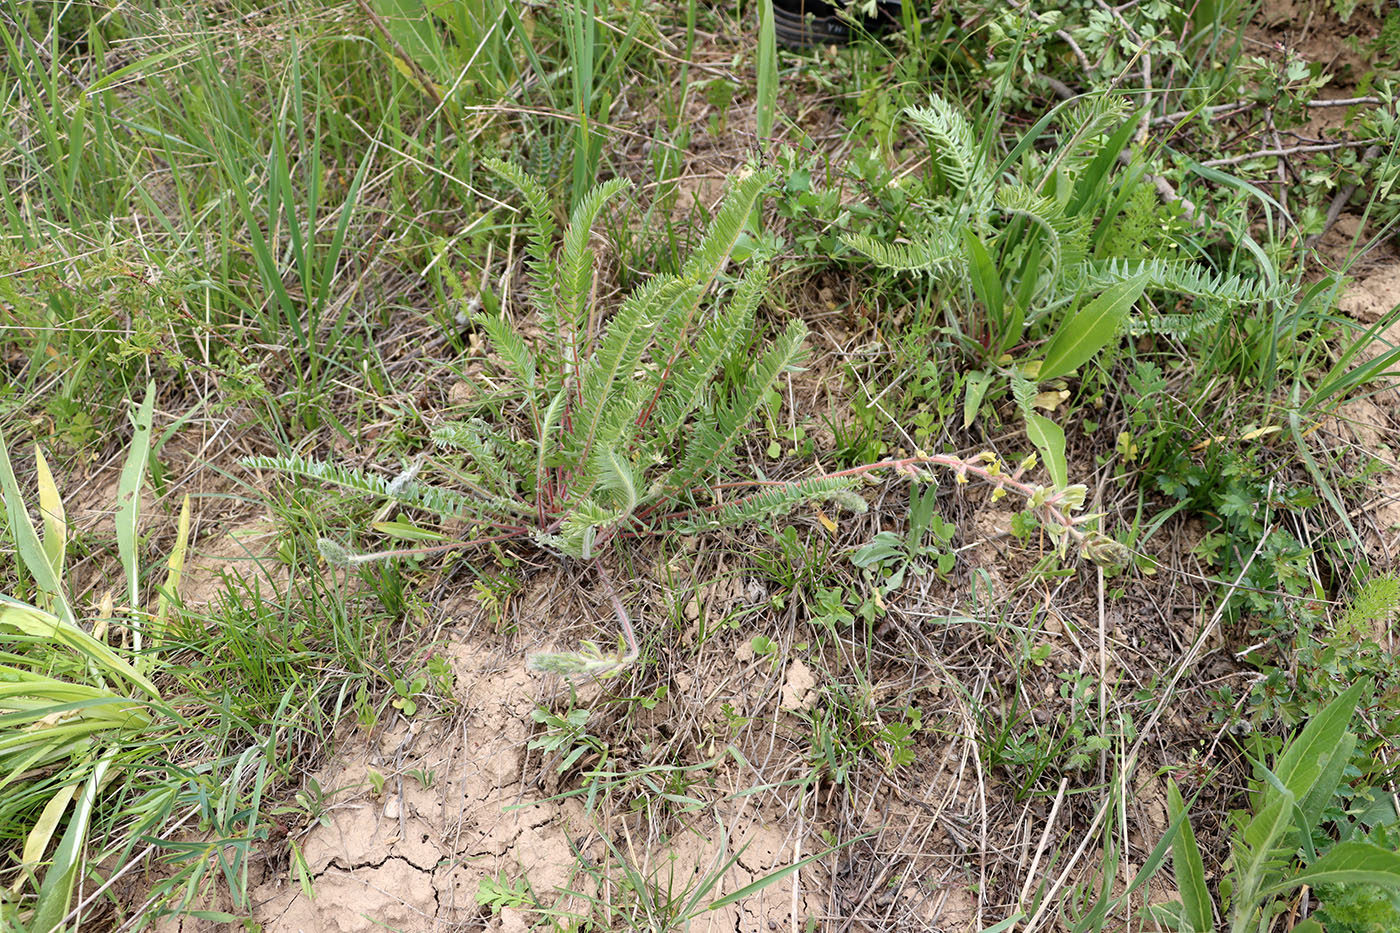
850 483 957 583
530 705 608 776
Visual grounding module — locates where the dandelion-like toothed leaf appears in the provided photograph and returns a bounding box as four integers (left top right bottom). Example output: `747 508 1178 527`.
666 318 809 494
841 228 961 277
560 177 632 339
646 265 764 450
680 169 775 286
669 476 866 533
904 97 983 193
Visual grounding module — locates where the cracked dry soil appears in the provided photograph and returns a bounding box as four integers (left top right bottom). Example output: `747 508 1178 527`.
241 640 818 933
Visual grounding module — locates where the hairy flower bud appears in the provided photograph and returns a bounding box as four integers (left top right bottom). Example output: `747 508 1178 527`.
318 538 354 567
1079 531 1131 569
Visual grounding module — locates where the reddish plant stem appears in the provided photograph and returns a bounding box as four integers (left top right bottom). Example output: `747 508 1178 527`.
645 453 1081 537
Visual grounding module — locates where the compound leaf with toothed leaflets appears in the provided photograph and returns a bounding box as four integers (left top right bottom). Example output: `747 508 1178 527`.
667 319 809 495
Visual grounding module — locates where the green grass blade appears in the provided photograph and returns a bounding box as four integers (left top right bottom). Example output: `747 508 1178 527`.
0 430 74 626
756 0 776 145
706 833 870 910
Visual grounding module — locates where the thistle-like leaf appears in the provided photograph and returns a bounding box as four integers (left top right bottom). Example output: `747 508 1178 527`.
560 177 632 342
1073 258 1282 305
483 157 559 319
995 182 1089 277
568 275 697 464
431 420 515 495
471 310 538 393
535 498 624 559
841 229 961 277
646 265 765 450
243 454 523 523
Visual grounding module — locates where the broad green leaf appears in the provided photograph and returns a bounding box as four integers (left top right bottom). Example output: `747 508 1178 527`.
152 495 192 650
20 783 78 877
371 0 452 83
1012 239 1043 321
1240 787 1294 877
963 229 1005 326
1037 274 1148 382
1025 414 1068 489
0 598 160 699
851 532 906 568
32 753 113 933
35 446 66 586
1260 840 1400 898
117 383 157 611
1167 779 1213 933
963 370 994 428
1270 680 1364 818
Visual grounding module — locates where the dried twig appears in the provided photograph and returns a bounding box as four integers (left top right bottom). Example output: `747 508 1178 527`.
1151 95 1382 127
1200 138 1380 168
353 0 444 107
1306 143 1384 248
